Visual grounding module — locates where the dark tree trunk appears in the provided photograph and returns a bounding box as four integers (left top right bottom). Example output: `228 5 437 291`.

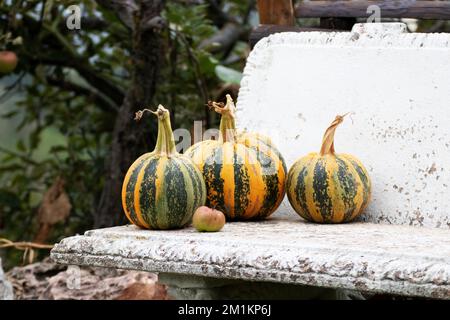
95 1 164 228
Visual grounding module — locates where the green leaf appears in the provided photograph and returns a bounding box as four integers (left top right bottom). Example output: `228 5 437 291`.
35 64 47 84
215 65 243 85
43 0 54 20
0 164 24 173
49 145 67 153
0 189 21 208
1 110 19 119
197 51 218 74
16 139 26 152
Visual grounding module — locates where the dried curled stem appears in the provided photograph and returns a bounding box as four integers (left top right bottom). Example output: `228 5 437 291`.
135 105 168 121
206 100 225 110
320 112 354 156
207 94 235 118
134 108 156 121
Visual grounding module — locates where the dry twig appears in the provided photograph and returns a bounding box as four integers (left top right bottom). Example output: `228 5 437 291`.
0 238 53 265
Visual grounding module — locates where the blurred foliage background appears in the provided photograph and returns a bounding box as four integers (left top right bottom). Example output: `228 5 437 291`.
0 0 256 269
0 0 449 269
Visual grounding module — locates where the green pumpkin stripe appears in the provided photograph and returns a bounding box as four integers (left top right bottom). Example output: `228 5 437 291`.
291 160 314 221
202 146 225 209
158 159 188 229
245 137 286 173
125 155 153 226
249 146 280 218
172 158 194 227
312 159 333 221
341 155 371 212
139 157 160 228
232 150 251 219
261 142 287 174
175 157 206 226
334 156 358 221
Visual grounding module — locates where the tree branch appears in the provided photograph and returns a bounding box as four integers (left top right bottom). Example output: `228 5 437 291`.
73 61 126 106
0 146 39 166
243 0 256 25
45 76 119 112
206 0 234 27
425 20 447 33
199 22 249 55
0 72 26 103
140 15 165 32
95 0 137 29
177 31 209 103
15 13 127 106
80 17 109 30
24 54 125 107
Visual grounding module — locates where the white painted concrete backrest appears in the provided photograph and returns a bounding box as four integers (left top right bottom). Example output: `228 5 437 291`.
236 23 450 229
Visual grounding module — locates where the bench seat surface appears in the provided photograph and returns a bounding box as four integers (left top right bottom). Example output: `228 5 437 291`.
51 217 450 299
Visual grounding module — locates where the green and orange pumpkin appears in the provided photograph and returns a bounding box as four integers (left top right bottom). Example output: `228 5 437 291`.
121 105 206 229
185 95 287 220
287 114 371 223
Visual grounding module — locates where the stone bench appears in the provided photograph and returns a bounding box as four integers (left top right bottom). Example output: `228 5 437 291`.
51 23 450 299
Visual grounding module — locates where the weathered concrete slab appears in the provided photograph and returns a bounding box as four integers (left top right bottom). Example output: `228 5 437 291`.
236 23 450 228
51 217 450 299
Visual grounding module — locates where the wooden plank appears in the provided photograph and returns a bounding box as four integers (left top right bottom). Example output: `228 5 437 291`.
295 1 450 20
249 24 344 48
257 0 295 25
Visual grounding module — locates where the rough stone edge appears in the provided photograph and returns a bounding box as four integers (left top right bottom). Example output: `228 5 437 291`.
50 251 449 299
50 234 450 300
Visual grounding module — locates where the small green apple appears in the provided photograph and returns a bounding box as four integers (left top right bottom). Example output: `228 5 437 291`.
192 206 226 232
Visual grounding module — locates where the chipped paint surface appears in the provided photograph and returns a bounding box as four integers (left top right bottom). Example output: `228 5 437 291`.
236 23 450 229
51 220 450 299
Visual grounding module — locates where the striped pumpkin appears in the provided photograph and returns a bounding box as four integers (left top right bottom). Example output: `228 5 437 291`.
122 105 206 229
287 115 371 223
185 95 287 220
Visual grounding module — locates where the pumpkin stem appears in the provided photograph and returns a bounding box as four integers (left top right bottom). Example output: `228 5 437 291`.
135 105 177 157
319 113 351 156
209 94 236 143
